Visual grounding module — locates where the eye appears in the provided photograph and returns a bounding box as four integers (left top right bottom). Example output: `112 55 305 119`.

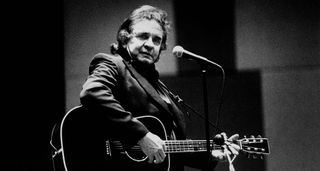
133 32 162 46
152 36 162 45
135 33 149 40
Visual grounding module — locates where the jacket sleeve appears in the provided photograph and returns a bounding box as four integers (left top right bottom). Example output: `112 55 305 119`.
79 53 149 147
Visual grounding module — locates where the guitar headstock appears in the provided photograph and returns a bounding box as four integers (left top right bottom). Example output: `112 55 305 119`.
238 135 270 158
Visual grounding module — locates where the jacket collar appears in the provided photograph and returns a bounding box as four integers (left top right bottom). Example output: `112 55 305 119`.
122 60 172 115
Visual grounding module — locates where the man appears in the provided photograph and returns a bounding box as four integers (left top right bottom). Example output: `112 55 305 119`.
79 4 240 171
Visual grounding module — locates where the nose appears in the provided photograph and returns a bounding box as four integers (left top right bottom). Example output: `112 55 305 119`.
143 37 155 49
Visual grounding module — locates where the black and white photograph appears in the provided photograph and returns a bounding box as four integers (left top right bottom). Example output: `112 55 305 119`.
9 0 319 171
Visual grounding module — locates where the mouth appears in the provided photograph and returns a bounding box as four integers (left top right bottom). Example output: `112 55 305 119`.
140 52 153 59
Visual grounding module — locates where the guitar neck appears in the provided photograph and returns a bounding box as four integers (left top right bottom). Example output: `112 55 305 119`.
164 140 222 153
164 137 270 155
107 137 269 156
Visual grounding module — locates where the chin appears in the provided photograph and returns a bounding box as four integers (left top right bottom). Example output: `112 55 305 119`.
137 58 155 65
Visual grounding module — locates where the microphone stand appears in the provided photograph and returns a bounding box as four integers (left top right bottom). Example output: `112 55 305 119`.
198 60 226 171
174 46 226 169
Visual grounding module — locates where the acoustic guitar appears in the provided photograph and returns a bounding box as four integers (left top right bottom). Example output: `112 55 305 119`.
58 106 270 171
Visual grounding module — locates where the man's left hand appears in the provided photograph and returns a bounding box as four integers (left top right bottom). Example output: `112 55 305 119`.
211 132 240 162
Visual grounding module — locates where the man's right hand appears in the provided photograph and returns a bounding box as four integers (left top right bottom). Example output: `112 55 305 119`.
137 132 166 164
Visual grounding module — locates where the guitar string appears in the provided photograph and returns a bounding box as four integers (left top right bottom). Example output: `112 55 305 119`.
111 140 266 150
111 144 266 154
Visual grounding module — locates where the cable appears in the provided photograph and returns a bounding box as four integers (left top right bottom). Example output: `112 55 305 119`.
213 63 226 132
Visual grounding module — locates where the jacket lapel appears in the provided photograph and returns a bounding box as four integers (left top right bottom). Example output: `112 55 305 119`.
123 60 173 115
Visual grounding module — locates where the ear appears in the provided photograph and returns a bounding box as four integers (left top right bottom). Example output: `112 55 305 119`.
118 30 131 45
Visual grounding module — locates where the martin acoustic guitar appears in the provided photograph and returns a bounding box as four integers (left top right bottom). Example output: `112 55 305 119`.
57 106 270 171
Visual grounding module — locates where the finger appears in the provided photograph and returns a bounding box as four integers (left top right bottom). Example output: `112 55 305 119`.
229 143 240 151
161 142 166 155
225 141 239 155
227 146 239 155
159 149 166 159
154 153 161 164
215 152 225 161
218 155 225 161
220 132 227 140
211 150 224 159
148 155 154 163
228 134 239 141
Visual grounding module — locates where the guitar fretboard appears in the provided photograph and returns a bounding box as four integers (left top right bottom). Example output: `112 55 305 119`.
107 140 222 154
164 140 221 153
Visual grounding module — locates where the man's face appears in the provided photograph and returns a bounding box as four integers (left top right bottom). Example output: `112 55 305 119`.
127 19 164 66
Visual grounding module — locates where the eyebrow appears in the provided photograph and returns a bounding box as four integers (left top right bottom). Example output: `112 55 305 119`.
134 32 162 37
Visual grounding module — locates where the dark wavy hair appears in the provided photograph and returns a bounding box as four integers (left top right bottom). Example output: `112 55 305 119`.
110 5 170 55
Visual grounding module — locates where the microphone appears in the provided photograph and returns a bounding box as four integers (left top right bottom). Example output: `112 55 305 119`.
172 45 219 66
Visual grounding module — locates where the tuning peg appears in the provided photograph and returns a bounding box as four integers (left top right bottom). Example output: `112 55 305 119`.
257 135 262 138
249 135 255 143
252 154 257 159
246 153 263 159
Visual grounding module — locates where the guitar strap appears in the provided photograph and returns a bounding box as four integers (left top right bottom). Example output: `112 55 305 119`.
49 123 64 171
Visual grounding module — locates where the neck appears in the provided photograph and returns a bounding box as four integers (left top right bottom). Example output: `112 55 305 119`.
132 61 159 81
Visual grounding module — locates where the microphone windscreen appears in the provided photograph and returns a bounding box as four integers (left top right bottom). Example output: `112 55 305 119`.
172 46 184 57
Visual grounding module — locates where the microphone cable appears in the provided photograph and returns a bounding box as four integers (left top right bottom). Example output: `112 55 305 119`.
211 62 226 133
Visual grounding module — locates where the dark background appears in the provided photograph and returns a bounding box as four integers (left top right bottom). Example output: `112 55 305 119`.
8 0 319 170
7 1 64 170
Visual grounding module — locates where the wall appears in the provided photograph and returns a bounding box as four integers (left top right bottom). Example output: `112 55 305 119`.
235 0 320 170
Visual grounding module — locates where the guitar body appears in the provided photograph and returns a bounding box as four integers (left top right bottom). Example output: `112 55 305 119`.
60 106 171 171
